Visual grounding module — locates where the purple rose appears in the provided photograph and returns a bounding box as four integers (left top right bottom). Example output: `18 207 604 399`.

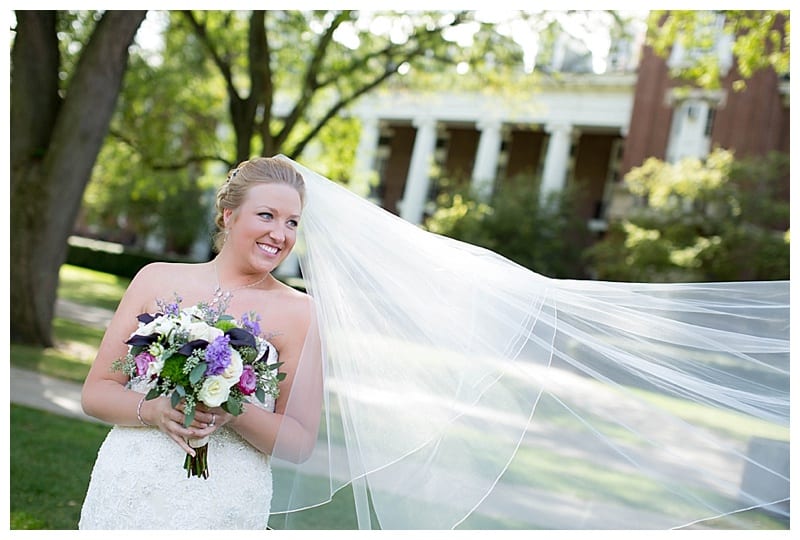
134 351 155 377
237 365 257 395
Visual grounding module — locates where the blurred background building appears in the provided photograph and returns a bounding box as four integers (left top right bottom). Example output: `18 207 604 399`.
344 13 789 237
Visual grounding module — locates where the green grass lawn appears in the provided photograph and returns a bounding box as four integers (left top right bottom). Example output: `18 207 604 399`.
10 404 112 529
57 264 129 311
11 264 127 383
11 317 104 383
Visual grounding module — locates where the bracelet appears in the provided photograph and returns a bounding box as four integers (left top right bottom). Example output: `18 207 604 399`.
136 395 150 427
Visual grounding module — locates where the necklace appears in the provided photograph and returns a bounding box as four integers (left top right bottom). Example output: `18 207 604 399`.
211 261 270 306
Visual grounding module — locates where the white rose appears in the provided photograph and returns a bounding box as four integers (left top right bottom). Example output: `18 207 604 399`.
135 317 166 338
197 375 231 407
220 349 244 387
187 321 224 343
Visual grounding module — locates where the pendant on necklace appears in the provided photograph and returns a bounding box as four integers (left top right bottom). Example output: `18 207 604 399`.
212 261 269 311
211 287 235 316
213 287 233 304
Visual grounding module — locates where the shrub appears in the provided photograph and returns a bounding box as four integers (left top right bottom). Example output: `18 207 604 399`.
586 149 789 282
425 175 591 279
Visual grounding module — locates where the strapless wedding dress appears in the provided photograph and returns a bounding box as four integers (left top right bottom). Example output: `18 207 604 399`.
79 351 277 529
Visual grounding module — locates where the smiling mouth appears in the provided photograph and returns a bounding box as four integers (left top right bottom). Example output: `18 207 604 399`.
258 242 280 255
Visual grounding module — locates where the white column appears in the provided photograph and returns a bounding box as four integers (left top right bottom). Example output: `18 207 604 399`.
540 123 573 196
471 119 503 200
400 117 438 224
350 116 381 197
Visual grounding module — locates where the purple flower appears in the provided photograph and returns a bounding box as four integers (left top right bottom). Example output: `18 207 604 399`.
164 302 181 317
241 312 261 337
237 365 258 395
205 334 232 376
156 295 182 317
134 351 155 377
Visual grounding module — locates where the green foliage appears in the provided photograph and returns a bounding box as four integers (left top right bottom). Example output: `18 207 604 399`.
81 10 228 255
425 175 591 278
84 10 527 248
304 116 361 183
82 161 212 254
53 11 103 92
160 354 192 388
586 149 789 282
647 10 789 90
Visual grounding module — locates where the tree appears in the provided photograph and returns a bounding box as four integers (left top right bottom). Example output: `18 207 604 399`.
586 149 789 282
11 11 147 346
85 10 527 252
174 10 507 163
647 10 789 90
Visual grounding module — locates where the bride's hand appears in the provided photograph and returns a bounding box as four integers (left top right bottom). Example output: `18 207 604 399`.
143 397 209 456
192 404 234 436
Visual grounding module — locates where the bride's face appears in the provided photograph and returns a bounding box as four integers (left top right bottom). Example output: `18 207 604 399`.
224 182 303 273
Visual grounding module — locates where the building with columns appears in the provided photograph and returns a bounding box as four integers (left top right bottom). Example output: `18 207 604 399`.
275 13 788 281
349 74 633 233
344 13 789 239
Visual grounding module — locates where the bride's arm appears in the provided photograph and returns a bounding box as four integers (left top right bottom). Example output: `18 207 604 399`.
226 296 323 463
80 263 202 455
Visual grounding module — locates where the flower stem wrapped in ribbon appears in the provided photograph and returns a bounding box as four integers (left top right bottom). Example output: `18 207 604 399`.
114 296 284 479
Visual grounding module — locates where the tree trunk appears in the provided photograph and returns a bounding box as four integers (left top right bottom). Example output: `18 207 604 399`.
10 11 147 346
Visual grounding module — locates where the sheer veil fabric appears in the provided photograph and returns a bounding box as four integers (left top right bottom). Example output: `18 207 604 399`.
269 155 789 530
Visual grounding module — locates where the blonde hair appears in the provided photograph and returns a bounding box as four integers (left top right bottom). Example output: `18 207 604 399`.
213 157 306 252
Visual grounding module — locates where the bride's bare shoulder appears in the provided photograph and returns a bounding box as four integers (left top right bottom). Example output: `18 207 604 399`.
123 262 207 310
273 280 314 322
132 261 199 288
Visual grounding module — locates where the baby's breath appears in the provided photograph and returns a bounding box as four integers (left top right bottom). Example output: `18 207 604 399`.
182 351 203 375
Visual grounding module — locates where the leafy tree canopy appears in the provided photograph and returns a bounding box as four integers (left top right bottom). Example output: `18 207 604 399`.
647 10 789 90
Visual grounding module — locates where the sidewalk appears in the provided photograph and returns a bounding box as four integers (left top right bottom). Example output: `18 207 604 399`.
10 299 114 425
10 365 107 425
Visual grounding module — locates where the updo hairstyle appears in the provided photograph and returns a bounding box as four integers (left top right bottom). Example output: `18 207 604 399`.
213 157 306 252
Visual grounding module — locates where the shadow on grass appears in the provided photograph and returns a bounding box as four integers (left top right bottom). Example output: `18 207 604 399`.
57 264 129 312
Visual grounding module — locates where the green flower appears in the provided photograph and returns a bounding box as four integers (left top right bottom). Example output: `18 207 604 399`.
214 320 238 332
160 353 191 388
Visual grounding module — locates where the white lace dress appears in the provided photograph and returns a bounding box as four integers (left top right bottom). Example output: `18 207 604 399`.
79 348 277 530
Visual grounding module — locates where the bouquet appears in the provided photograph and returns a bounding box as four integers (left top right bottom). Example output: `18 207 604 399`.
113 296 284 478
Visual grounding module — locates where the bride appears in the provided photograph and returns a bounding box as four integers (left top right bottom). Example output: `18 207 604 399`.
79 157 320 529
80 156 789 530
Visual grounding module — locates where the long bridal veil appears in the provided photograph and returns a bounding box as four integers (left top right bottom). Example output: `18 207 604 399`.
269 155 789 530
